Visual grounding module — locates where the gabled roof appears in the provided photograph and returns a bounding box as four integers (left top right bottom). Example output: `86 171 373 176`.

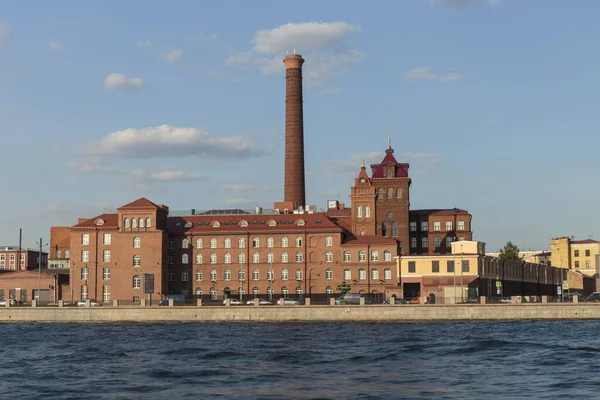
325 208 351 218
370 147 410 179
73 214 119 228
118 197 163 210
572 239 600 245
167 213 342 235
329 216 352 232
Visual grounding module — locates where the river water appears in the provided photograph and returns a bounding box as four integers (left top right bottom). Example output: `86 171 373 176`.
1 320 598 399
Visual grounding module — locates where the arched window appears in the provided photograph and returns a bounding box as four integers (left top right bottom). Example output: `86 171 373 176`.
210 270 217 281
252 269 259 280
392 222 398 237
282 287 289 297
384 250 392 261
238 269 245 281
267 269 274 281
358 251 366 262
224 253 231 264
295 236 303 247
295 269 303 280
238 253 245 263
238 238 245 248
387 188 394 198
133 255 141 267
145 218 151 228
378 188 384 198
365 206 370 218
371 251 379 261
182 254 189 264
196 238 203 249
182 239 189 249
281 269 289 280
124 218 130 228
210 238 217 249
132 218 137 228
267 252 274 263
252 287 260 296
344 251 351 262
252 253 259 263
372 269 379 280
210 253 217 264
296 286 303 294
359 269 366 280
138 218 143 228
325 252 333 262
357 206 362 218
267 237 274 248
132 275 141 289
224 270 231 281
133 237 141 248
382 222 389 237
344 269 351 280
325 236 333 247
325 268 333 280
196 254 203 264
210 288 217 300
396 188 403 198
326 286 333 296
196 270 203 281
252 238 260 248
195 288 202 298
384 269 392 280
281 252 288 263
281 237 289 247
224 238 231 249
295 252 303 263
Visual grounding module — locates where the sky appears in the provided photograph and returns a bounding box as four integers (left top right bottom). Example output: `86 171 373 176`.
1 0 599 252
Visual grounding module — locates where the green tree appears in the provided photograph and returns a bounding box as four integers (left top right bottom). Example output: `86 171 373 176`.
499 241 522 261
337 281 351 295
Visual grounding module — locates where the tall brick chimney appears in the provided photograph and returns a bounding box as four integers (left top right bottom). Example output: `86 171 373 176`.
283 53 305 209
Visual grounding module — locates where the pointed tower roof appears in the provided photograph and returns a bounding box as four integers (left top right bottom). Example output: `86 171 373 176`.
370 139 409 178
118 197 161 210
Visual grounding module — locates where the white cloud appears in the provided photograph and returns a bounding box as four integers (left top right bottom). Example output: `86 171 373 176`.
165 48 184 62
80 124 269 159
104 73 145 91
251 22 360 54
47 40 64 52
304 48 366 86
136 39 153 49
427 0 500 6
69 161 206 183
0 22 8 50
406 66 463 83
220 184 254 194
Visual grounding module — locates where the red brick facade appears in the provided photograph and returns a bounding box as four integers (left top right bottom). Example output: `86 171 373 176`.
409 209 473 255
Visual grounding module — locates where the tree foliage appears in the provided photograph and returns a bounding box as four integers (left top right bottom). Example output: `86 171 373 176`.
499 241 522 261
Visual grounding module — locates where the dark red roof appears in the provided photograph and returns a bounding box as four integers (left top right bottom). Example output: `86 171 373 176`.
119 197 161 210
410 208 470 217
572 239 600 244
344 235 399 246
330 217 352 232
167 213 342 235
73 214 118 228
370 148 409 178
325 208 351 218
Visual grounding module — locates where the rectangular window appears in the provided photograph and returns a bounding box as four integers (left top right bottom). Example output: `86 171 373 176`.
81 268 89 280
344 270 351 280
103 233 111 245
396 188 402 198
371 251 379 262
81 285 88 300
585 249 591 257
56 250 62 258
20 289 27 303
168 272 174 281
102 285 110 302
457 221 465 231
103 267 110 280
445 221 453 231
461 260 469 272
408 261 416 273
0 289 3 300
434 237 441 249
586 260 591 268
182 272 189 282
81 250 89 263
420 222 428 232
447 260 454 273
168 256 174 265
410 237 417 249
168 241 174 250
103 250 111 263
421 237 428 249
82 234 89 245
433 222 440 232
432 260 439 273
359 269 366 280
575 261 580 268
384 269 392 280
133 296 140 304
574 250 579 257
409 222 417 232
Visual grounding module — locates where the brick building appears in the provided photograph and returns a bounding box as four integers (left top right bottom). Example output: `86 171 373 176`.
0 246 48 271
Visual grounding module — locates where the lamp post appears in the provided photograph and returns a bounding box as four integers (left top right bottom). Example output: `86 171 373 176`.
460 244 464 301
453 242 457 304
36 238 48 304
268 257 273 302
239 260 244 302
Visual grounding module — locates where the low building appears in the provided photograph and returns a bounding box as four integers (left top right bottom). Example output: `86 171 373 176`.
0 270 69 303
550 237 600 277
0 246 48 271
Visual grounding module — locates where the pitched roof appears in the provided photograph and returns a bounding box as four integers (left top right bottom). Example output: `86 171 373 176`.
572 239 600 244
167 213 342 235
325 208 351 218
118 197 161 210
370 147 410 178
330 217 352 232
410 208 470 216
73 213 118 228
344 235 399 246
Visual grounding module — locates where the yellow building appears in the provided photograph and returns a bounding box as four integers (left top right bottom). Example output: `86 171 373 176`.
550 237 600 277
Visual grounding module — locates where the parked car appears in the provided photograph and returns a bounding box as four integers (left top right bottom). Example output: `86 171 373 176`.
583 292 600 302
335 293 367 305
407 297 420 304
222 298 243 305
281 299 300 305
384 298 408 305
77 299 102 307
245 299 273 305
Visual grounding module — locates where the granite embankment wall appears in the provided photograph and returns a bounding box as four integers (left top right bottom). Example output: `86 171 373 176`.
0 304 598 323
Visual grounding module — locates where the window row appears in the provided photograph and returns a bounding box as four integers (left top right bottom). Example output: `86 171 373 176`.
376 188 403 199
406 260 470 273
81 234 143 248
573 249 592 257
410 236 465 249
409 220 466 233
175 236 321 250
192 268 393 282
123 217 152 229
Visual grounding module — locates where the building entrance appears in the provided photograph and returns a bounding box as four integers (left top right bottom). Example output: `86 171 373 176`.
403 283 420 300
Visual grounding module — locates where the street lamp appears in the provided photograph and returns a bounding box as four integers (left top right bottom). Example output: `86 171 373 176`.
239 261 244 302
36 238 48 304
268 258 273 302
460 244 464 301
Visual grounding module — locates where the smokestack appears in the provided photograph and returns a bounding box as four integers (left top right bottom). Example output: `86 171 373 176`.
283 53 305 208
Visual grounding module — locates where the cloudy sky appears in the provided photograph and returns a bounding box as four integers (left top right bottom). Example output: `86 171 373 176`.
1 0 598 252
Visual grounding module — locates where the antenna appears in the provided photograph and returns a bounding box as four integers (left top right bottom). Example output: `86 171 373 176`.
388 136 391 149
361 158 365 168
293 48 296 54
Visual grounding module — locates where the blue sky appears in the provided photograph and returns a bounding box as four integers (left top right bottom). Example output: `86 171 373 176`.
1 0 599 252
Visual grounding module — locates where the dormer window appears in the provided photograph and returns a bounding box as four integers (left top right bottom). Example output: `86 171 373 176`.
268 220 277 227
211 221 221 228
239 220 249 227
296 219 305 226
386 168 394 178
95 219 104 226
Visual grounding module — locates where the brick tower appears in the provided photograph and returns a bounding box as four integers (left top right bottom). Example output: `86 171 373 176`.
283 53 306 209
